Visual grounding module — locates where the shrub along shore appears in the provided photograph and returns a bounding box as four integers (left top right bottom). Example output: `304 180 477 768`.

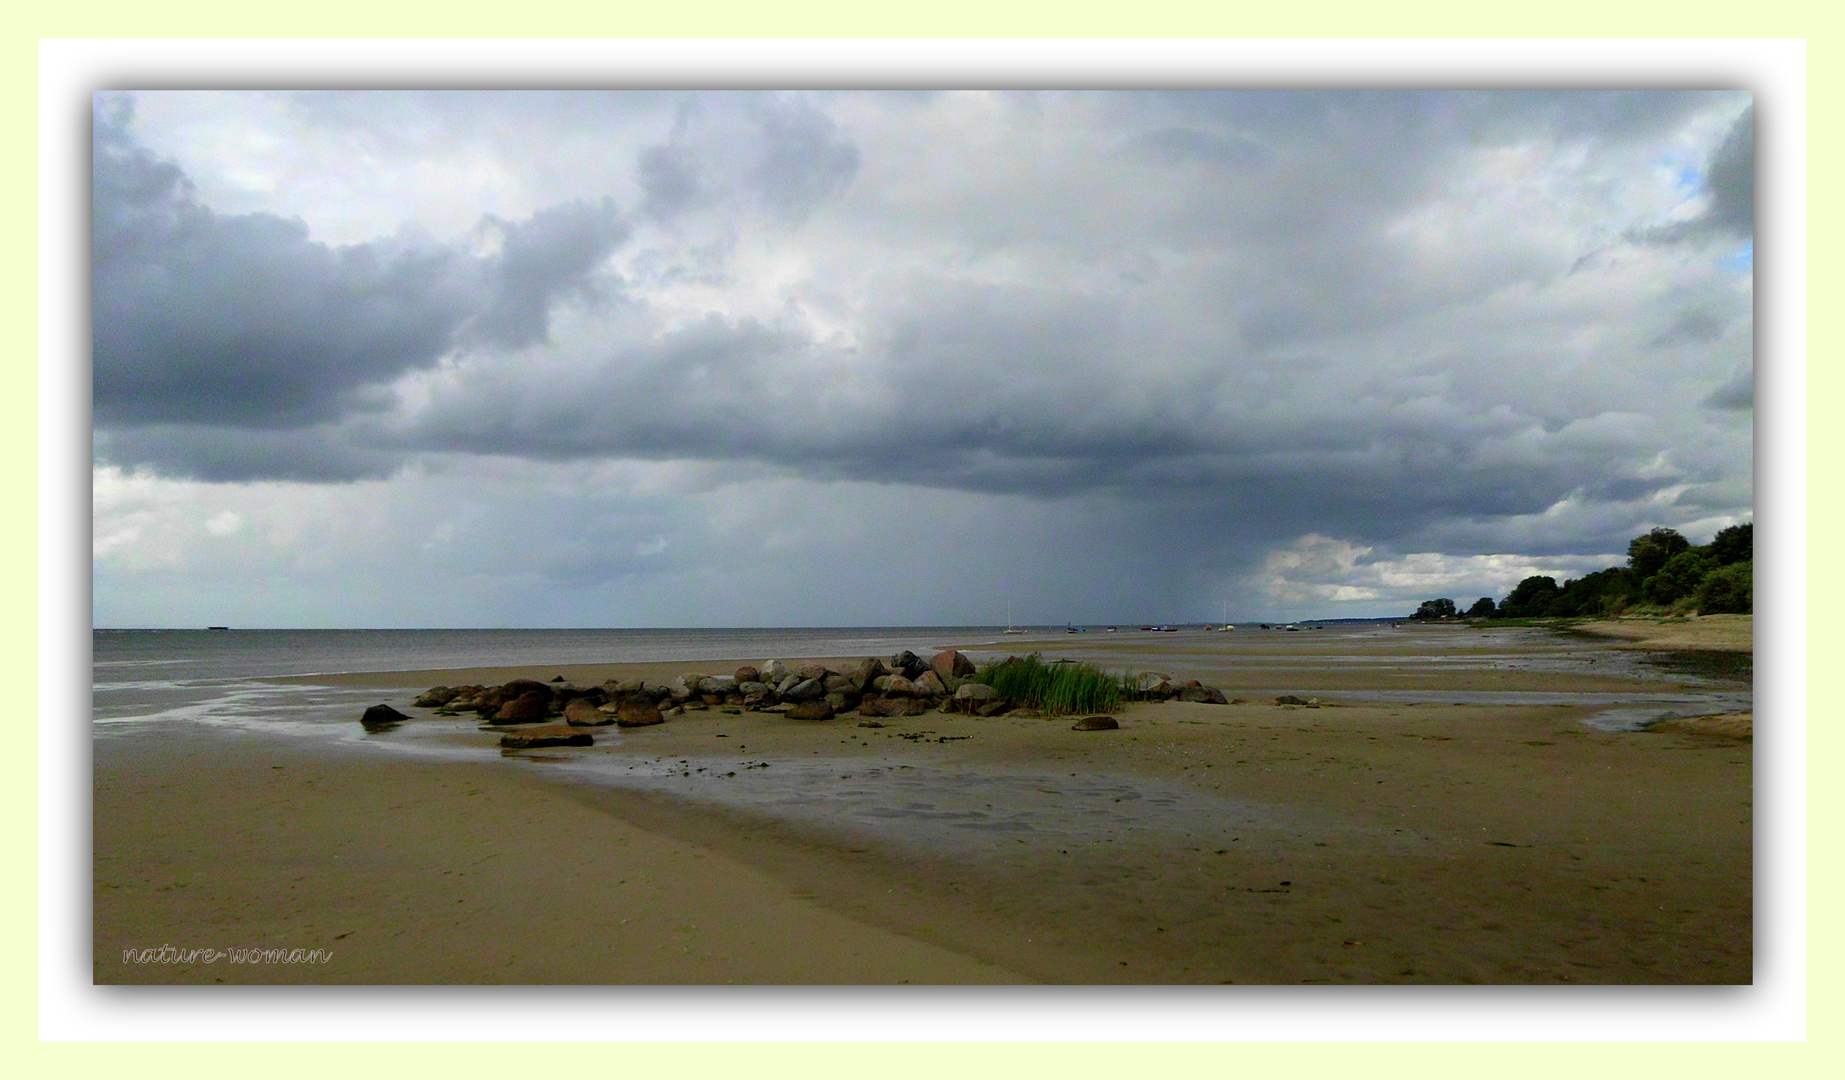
368 649 1239 746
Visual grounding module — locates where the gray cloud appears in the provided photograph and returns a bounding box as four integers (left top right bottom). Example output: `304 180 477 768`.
91 90 1754 621
751 96 860 223
93 98 631 436
1634 103 1753 244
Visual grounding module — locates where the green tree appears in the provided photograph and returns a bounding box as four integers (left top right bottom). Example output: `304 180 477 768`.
1708 522 1753 566
1499 575 1560 618
1465 596 1497 618
1410 598 1458 620
1548 567 1638 617
1628 528 1690 580
1695 560 1752 614
1644 548 1715 605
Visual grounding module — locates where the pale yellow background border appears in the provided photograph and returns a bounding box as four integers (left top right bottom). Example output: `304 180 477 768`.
13 1 1832 1071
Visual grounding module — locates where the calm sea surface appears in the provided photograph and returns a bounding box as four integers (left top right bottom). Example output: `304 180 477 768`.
93 623 1751 741
92 627 1004 735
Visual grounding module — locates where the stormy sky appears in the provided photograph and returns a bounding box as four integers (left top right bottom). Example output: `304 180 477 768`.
91 89 1754 628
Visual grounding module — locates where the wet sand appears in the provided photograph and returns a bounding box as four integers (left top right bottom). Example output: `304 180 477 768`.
96 619 1752 984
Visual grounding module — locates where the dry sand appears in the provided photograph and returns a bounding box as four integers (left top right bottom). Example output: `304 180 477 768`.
96 620 1752 984
1564 613 1753 653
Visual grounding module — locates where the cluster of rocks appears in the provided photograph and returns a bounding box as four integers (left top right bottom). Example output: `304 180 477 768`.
373 650 1255 747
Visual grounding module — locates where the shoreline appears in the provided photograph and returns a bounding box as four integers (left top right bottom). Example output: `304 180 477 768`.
98 623 1753 984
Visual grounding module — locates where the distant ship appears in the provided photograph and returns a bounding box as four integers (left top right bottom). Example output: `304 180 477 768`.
206 625 229 631
1004 602 1024 634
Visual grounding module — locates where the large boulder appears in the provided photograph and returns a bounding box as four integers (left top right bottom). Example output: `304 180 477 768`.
931 649 977 681
822 673 853 694
672 673 709 698
760 660 792 684
954 682 996 703
785 700 835 721
733 665 761 685
615 700 665 727
1179 686 1230 704
889 650 921 675
775 674 802 697
913 670 948 698
360 704 409 730
884 675 922 698
563 698 615 726
413 687 458 708
783 678 825 702
500 678 554 703
494 692 551 724
500 725 594 749
793 660 830 682
846 657 887 690
824 690 861 713
696 676 729 695
860 696 927 718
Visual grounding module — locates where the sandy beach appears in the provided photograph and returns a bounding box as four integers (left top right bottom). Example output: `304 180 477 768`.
95 619 1752 984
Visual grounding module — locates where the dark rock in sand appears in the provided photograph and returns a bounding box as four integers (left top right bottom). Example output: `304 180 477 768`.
975 701 1013 717
858 720 885 728
1275 695 1310 706
783 677 825 702
494 692 551 724
564 698 614 726
500 724 593 749
360 704 409 730
824 690 860 712
1179 686 1230 704
786 700 836 721
1072 716 1119 731
615 700 666 727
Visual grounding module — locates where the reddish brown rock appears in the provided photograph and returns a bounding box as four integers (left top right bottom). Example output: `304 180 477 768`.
785 700 835 721
734 665 761 685
913 670 948 697
564 698 614 726
930 649 977 681
1072 716 1119 731
494 692 550 724
499 724 594 749
615 700 665 727
793 660 830 682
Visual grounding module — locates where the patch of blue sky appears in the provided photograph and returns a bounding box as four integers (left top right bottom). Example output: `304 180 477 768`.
1722 242 1753 273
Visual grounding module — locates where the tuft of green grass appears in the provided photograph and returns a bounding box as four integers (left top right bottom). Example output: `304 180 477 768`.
970 653 1139 715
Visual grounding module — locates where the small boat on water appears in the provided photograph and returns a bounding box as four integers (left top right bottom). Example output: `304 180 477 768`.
1003 602 1024 634
205 626 229 631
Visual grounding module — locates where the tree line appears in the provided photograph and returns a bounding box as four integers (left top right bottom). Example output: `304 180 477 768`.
1408 523 1752 621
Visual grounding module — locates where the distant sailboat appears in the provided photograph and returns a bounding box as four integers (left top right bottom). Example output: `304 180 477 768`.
1004 602 1024 634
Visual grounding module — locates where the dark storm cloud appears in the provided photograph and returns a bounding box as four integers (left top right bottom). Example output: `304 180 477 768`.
94 423 399 483
1704 366 1753 411
471 198 628 348
92 99 632 435
95 90 1750 585
1634 104 1753 244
